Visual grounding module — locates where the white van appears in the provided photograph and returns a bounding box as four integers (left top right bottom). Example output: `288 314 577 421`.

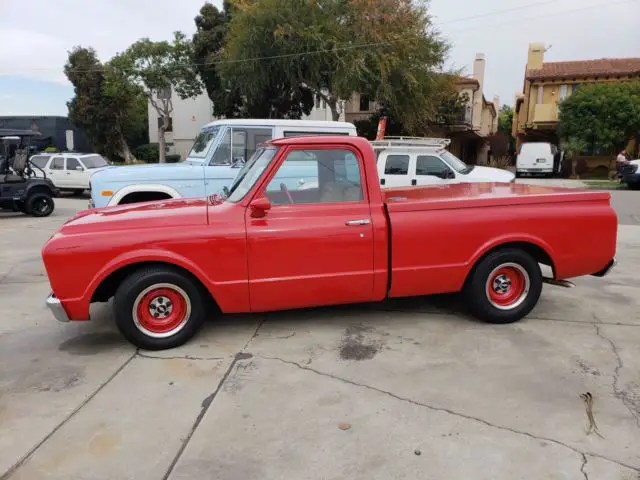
516 142 562 177
373 137 515 188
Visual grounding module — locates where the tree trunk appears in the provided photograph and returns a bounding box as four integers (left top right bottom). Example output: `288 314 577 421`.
158 124 167 164
120 142 135 164
327 96 340 122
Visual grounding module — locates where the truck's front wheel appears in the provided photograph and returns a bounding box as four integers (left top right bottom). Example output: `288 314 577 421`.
114 266 207 350
464 248 542 324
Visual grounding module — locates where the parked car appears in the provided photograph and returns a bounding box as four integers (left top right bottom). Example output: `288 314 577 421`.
30 152 109 195
372 137 515 187
516 142 563 178
621 159 640 190
88 119 358 209
42 135 617 350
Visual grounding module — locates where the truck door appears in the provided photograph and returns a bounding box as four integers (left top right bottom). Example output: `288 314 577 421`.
246 147 375 312
377 152 410 188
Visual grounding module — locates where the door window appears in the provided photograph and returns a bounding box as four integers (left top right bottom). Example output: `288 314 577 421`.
265 149 363 205
50 157 64 170
384 155 409 175
416 155 453 179
66 158 82 171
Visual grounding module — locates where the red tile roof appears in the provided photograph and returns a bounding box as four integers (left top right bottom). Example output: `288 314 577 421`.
526 58 640 80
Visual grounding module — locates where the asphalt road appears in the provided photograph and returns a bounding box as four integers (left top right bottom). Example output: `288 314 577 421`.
609 189 640 225
1 195 639 480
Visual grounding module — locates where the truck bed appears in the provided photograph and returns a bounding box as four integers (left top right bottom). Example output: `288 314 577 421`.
382 182 611 212
382 183 617 299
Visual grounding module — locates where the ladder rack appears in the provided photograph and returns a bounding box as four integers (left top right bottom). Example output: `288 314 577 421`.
370 136 451 149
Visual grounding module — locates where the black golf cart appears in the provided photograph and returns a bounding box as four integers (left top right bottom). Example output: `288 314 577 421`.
0 129 58 217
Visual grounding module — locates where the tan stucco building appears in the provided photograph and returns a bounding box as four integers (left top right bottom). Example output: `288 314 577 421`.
513 43 640 150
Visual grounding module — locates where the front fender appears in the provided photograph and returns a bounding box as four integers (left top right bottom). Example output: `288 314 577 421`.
84 249 215 303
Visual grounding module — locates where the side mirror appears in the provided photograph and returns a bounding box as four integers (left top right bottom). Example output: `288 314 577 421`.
249 196 271 218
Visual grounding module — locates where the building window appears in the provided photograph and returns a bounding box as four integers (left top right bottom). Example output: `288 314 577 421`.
315 94 321 109
157 117 173 132
359 94 370 112
571 84 580 94
559 84 568 100
536 86 543 104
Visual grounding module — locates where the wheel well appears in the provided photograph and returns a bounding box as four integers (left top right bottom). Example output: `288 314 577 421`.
469 241 555 279
26 185 53 196
118 191 173 205
91 261 220 312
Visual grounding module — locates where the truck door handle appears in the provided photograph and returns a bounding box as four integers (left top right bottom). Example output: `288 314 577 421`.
345 219 371 226
411 179 417 186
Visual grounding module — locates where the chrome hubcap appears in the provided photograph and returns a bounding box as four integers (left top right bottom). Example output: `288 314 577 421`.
148 296 173 319
492 274 512 294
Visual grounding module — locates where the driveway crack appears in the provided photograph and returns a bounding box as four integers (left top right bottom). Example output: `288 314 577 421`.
580 453 589 480
260 355 640 473
0 352 137 480
136 352 225 361
594 324 640 429
162 351 252 480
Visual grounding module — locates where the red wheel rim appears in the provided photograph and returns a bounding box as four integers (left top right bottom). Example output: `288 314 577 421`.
133 284 191 337
486 263 530 310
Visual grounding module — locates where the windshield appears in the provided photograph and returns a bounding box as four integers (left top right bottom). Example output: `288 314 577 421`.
81 154 108 169
188 126 220 159
440 150 470 174
226 147 278 203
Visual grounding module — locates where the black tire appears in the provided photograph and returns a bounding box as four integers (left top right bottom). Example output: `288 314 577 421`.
25 192 55 217
463 248 542 324
114 266 208 350
628 182 640 191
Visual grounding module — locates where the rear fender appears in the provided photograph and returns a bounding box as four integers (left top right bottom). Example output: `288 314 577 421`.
466 234 556 276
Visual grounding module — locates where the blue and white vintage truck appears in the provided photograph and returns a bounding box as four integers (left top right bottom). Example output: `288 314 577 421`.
89 119 357 208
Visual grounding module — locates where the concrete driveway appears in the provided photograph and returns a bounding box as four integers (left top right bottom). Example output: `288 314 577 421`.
1 196 639 480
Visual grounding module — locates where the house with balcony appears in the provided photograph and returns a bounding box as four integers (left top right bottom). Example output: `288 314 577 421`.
345 54 498 164
513 43 640 151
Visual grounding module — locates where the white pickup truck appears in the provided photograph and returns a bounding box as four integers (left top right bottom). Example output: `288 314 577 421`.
372 137 515 188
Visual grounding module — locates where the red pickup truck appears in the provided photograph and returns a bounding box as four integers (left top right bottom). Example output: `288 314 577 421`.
42 136 617 350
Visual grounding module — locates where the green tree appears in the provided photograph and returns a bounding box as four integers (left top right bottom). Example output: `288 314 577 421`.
221 0 448 132
193 1 313 118
498 105 513 136
111 32 202 163
65 47 143 162
558 80 640 155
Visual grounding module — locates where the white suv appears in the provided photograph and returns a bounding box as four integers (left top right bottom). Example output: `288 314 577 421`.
29 153 110 194
372 137 515 188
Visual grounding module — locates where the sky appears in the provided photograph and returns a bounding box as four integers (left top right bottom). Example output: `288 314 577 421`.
0 0 639 117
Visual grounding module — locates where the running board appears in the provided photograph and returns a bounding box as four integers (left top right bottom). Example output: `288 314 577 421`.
543 278 575 288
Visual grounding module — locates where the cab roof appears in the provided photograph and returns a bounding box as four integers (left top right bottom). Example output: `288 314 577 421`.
269 135 370 148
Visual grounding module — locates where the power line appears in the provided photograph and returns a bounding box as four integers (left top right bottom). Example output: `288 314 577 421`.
1 0 636 75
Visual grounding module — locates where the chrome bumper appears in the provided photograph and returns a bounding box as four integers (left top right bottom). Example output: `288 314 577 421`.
46 293 70 322
592 259 617 278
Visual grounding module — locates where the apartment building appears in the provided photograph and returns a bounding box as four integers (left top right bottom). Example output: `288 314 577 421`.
513 43 640 149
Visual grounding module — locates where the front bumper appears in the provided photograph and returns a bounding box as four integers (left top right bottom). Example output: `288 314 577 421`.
591 259 617 278
46 293 70 322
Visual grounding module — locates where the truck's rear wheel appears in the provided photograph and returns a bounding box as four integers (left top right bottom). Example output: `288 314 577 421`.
114 266 206 350
464 248 542 324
